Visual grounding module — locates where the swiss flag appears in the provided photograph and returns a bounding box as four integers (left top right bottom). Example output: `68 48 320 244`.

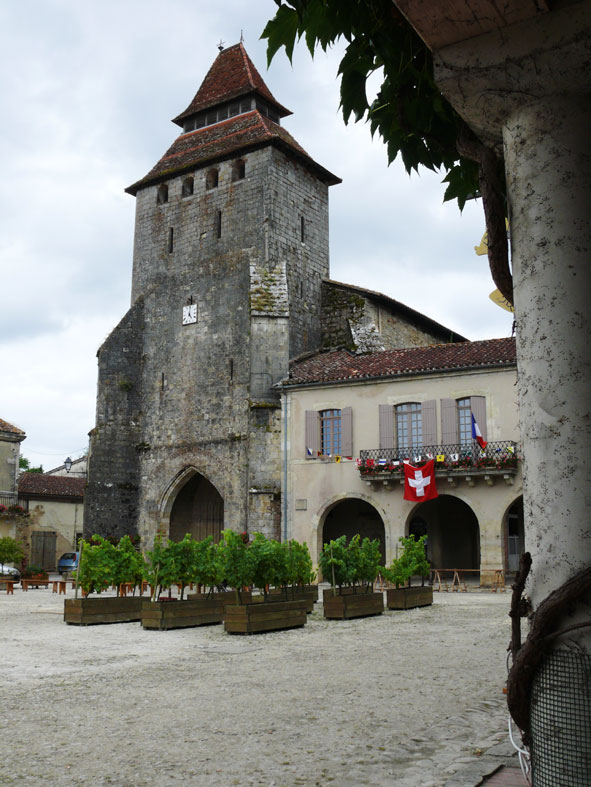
403 459 438 502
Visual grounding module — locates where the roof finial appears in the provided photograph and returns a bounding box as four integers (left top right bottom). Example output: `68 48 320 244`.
217 39 225 52
240 30 244 44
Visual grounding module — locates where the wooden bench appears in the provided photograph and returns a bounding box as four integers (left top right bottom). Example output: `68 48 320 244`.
51 580 67 595
0 580 15 594
21 579 50 591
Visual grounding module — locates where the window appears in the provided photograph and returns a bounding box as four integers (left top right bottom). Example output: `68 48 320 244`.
182 176 194 197
305 407 353 459
232 159 246 182
216 210 222 239
206 168 219 190
300 216 305 243
440 395 487 446
396 403 422 449
457 398 472 445
379 401 436 452
168 227 174 253
157 184 168 204
320 409 341 456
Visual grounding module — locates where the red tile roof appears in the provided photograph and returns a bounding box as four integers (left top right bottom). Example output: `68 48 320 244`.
0 418 25 436
284 337 516 386
172 43 291 125
19 473 85 499
126 111 340 194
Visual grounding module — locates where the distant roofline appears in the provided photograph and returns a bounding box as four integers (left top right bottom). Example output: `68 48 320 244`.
324 279 468 343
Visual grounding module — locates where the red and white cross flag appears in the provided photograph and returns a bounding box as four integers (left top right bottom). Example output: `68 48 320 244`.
403 459 438 502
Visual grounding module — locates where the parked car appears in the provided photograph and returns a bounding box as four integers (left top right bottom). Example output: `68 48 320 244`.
0 564 21 584
57 552 79 575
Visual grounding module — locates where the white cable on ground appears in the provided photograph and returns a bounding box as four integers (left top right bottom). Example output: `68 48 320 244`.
508 717 532 785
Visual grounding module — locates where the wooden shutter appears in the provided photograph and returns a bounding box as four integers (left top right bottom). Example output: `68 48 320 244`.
305 410 320 459
379 405 395 450
440 398 458 445
471 396 488 441
421 400 437 447
341 407 353 457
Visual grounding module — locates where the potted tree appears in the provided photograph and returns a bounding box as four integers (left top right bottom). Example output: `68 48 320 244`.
64 535 144 625
187 536 252 608
141 534 227 630
384 535 433 610
321 535 384 619
222 532 308 634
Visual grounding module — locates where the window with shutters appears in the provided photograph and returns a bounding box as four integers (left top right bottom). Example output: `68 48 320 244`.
395 403 422 449
320 409 341 456
457 398 472 445
305 407 352 459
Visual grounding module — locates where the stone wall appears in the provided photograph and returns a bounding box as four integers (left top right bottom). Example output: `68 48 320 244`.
84 298 144 540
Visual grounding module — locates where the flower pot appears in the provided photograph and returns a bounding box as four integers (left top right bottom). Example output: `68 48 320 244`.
64 596 142 626
386 586 433 610
141 597 225 630
224 599 308 634
323 585 384 620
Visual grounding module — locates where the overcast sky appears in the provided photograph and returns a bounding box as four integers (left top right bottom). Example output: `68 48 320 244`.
0 0 512 470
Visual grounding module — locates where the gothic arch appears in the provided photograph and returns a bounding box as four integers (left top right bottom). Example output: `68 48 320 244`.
160 467 224 543
502 496 524 576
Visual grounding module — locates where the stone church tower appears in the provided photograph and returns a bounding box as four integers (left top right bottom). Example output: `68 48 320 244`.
84 44 341 546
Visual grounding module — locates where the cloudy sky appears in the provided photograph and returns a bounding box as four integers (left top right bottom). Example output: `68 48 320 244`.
0 0 512 470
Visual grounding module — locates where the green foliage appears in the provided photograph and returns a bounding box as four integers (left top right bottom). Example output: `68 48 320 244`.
287 540 316 586
77 534 145 596
263 0 481 209
113 534 144 593
191 536 225 592
0 536 25 565
319 533 381 588
383 534 430 588
19 457 43 473
218 529 255 602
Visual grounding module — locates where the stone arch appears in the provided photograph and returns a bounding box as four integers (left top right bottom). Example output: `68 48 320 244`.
156 183 168 204
161 467 224 543
182 175 194 197
405 494 480 571
503 496 524 576
206 168 219 190
317 495 387 569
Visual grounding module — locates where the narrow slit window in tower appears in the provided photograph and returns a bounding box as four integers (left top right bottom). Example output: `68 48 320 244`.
168 227 174 253
300 216 305 243
216 210 222 239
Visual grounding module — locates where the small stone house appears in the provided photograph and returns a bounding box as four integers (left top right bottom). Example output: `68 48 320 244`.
18 473 85 571
0 418 26 539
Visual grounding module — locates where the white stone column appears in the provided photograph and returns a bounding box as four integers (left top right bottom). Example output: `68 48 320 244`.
503 94 591 613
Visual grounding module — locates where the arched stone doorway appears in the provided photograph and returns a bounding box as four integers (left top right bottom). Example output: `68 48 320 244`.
504 497 524 575
169 472 223 543
407 495 480 570
322 498 386 564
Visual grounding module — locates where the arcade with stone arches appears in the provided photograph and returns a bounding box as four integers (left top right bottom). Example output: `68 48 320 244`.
405 494 481 575
318 497 387 571
163 468 224 543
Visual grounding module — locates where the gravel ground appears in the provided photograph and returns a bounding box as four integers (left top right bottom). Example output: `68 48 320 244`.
0 586 516 787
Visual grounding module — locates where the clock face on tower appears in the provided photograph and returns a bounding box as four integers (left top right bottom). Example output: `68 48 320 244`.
182 304 197 325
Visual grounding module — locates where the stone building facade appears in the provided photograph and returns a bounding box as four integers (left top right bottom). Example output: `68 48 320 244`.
279 338 522 585
84 44 463 549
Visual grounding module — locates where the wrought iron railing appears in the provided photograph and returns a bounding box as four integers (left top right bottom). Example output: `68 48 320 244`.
358 440 519 476
0 494 29 512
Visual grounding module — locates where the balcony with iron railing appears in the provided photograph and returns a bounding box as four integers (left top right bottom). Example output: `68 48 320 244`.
0 493 29 512
358 441 519 488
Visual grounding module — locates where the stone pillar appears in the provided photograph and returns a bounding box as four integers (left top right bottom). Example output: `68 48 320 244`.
504 94 591 610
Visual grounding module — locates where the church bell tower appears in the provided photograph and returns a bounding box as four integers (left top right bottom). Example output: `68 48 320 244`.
84 43 340 546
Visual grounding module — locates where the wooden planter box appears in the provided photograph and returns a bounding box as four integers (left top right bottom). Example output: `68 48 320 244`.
186 589 252 608
323 586 384 620
64 596 142 626
224 599 308 634
141 597 226 630
251 585 318 613
386 585 433 610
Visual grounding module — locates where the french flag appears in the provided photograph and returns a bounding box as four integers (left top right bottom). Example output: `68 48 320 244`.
471 414 487 449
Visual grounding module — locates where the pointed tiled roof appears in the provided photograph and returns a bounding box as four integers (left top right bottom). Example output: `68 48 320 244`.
126 111 340 195
172 43 291 126
283 338 517 386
